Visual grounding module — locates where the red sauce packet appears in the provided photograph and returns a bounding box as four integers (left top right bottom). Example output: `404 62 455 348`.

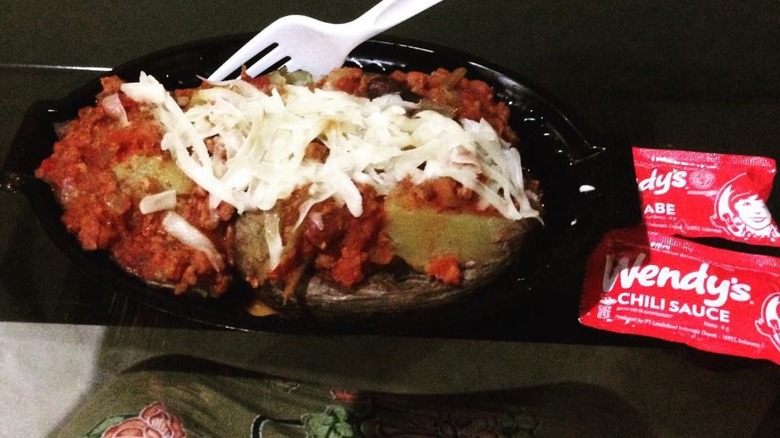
579 227 780 365
632 146 780 247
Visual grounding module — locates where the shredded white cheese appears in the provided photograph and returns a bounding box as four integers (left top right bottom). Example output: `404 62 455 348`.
121 72 540 268
161 211 224 271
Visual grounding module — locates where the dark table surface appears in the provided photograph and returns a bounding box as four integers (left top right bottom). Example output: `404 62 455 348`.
2 1 779 436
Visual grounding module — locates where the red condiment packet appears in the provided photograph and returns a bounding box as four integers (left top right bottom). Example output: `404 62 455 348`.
579 227 780 365
632 146 780 246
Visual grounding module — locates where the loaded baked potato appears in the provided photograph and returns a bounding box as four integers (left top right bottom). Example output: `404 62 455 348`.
36 65 542 318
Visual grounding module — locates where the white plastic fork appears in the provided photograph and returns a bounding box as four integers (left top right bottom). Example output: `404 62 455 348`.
208 0 444 81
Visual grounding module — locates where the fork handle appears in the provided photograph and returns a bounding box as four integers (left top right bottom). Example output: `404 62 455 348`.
348 0 444 41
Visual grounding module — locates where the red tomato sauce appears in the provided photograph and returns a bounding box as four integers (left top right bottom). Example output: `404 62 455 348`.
36 76 233 295
267 184 393 296
391 68 515 143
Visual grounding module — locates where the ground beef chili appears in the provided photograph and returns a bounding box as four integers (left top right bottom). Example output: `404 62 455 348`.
262 183 393 299
390 67 517 143
320 67 515 143
36 76 233 295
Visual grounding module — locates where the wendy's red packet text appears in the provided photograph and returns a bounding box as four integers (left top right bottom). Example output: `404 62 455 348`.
580 227 780 364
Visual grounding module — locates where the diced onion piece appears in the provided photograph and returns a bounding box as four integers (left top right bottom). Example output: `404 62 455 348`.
100 93 129 127
161 211 224 271
139 189 177 214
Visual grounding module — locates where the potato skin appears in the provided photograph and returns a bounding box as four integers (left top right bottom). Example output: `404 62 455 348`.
294 217 540 320
234 207 542 320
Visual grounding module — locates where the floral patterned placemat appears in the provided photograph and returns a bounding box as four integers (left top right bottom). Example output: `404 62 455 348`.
56 355 656 438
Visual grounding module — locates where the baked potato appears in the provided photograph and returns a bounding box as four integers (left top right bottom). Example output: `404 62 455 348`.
37 65 543 320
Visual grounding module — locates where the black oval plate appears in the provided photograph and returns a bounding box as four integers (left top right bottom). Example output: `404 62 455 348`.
1 35 611 334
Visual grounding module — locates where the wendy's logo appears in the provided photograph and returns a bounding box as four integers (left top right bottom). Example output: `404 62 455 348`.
710 173 780 242
689 169 715 190
756 293 780 352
